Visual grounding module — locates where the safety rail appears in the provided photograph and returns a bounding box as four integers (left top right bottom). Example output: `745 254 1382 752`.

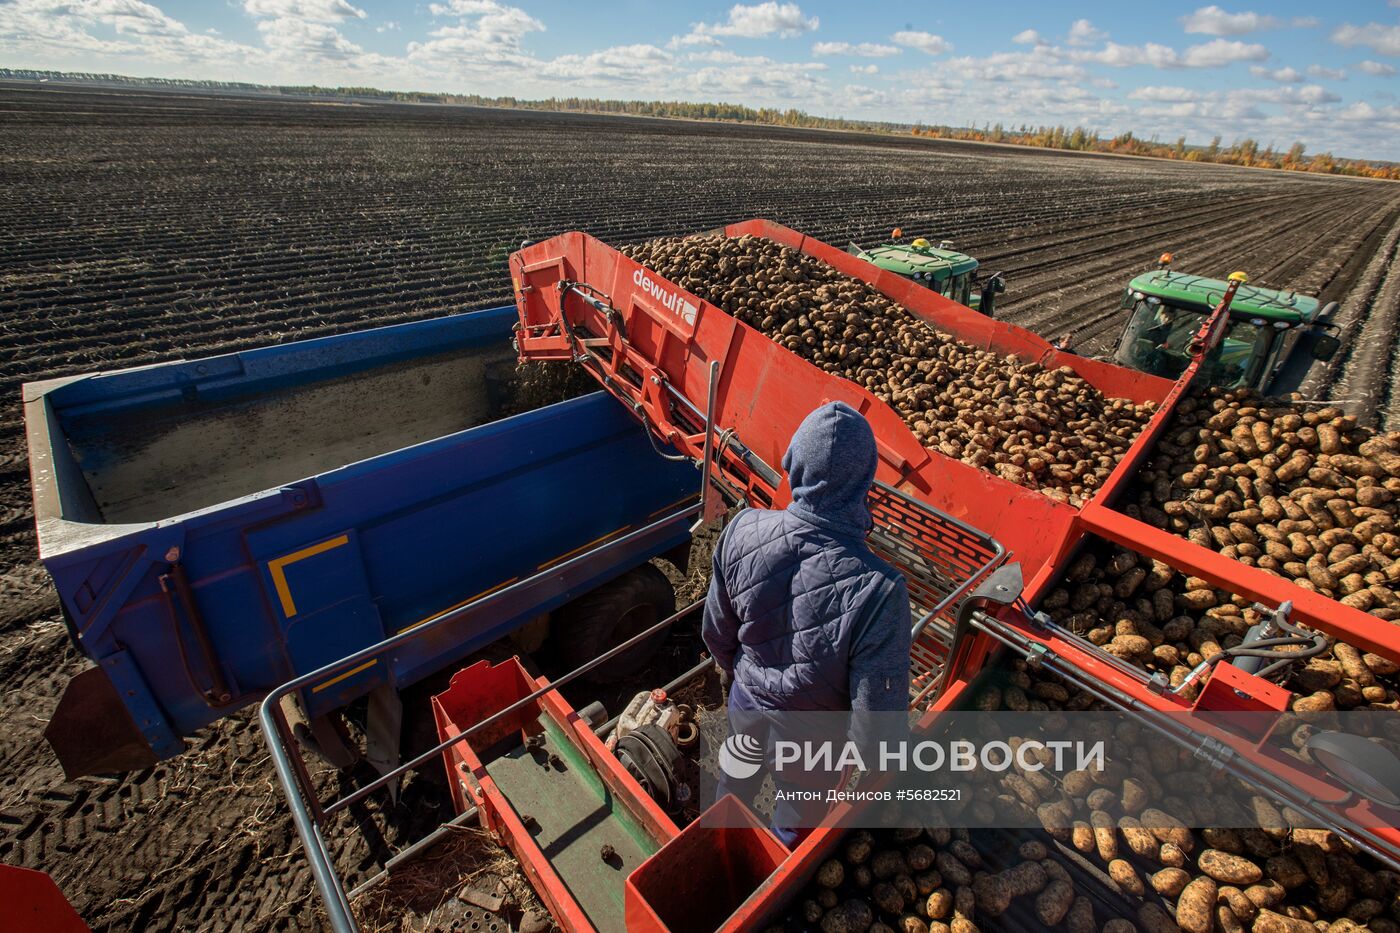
258 502 701 933
862 482 1006 708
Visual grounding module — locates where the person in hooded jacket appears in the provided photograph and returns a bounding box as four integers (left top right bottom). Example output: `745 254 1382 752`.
702 401 912 843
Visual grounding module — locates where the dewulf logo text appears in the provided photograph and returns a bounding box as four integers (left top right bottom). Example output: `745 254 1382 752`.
633 268 699 326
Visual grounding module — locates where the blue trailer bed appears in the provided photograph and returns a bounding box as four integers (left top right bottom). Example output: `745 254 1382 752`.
23 305 696 776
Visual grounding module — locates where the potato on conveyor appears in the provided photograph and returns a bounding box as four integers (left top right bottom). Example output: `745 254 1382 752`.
622 234 1155 503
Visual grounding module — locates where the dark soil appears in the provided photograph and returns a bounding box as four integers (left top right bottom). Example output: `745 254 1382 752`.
2 84 1398 931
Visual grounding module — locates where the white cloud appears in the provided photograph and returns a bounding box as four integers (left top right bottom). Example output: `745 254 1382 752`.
813 41 899 58
891 31 950 55
1180 38 1270 67
1128 85 1203 102
681 3 818 43
667 32 722 49
1074 37 1267 69
243 0 366 23
1292 17 1319 28
376 21 399 33
840 83 890 108
1295 83 1341 104
682 50 827 101
1359 60 1398 76
1334 100 1400 122
430 0 510 14
1332 23 1400 58
242 0 369 63
0 0 263 64
1306 64 1345 80
939 47 1084 82
1181 6 1279 37
849 63 878 75
76 0 192 37
257 17 362 60
1012 29 1045 46
541 44 673 82
1250 65 1302 82
408 0 543 70
1066 19 1106 47
1074 41 1178 68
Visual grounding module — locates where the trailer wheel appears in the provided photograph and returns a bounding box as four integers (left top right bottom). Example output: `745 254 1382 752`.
557 563 676 683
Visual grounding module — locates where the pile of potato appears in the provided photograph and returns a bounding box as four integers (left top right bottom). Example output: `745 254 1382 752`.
781 662 1398 932
621 234 1154 503
1037 537 1400 713
1123 386 1400 617
775 667 1400 932
777 825 1099 933
971 662 1400 933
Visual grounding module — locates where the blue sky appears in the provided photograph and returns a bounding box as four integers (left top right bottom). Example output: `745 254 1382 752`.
5 1 1400 159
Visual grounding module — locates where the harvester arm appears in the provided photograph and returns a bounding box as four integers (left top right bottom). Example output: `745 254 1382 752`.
510 222 1097 582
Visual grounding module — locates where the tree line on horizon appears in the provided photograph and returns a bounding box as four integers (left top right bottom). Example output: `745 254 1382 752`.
5 69 1395 180
911 122 1400 181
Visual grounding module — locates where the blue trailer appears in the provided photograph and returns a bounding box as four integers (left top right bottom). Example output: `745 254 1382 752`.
23 305 697 778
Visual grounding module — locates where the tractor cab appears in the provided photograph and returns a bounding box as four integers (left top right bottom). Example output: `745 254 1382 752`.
850 230 1005 317
1111 261 1340 392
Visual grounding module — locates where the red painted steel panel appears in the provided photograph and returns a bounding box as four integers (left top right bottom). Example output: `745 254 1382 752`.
0 865 90 933
625 795 788 933
433 659 681 933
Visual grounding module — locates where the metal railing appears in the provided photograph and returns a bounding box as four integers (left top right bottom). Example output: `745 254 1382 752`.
863 482 1006 708
260 483 1005 931
258 502 702 933
963 606 1400 873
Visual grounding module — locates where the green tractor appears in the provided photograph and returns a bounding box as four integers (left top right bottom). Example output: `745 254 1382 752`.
1099 254 1341 393
849 228 1005 317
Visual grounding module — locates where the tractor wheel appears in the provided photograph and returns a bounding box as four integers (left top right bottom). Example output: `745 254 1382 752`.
556 563 676 683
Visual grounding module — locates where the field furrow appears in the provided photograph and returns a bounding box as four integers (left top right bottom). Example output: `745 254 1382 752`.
2 84 1399 933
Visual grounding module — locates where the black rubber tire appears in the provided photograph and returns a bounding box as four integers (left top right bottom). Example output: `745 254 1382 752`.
555 563 676 683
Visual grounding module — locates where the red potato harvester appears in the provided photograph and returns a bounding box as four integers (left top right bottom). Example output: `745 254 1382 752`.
262 218 1400 933
485 219 1400 929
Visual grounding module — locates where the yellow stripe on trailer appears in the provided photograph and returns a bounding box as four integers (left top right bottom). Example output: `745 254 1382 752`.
396 576 520 635
537 525 630 571
648 493 699 518
310 659 377 694
268 534 350 618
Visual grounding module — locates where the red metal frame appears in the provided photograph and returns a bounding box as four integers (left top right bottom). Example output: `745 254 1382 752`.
624 795 789 933
509 221 1400 929
0 865 90 933
513 221 1400 669
433 659 679 932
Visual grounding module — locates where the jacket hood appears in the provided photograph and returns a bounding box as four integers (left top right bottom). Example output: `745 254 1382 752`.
781 401 877 538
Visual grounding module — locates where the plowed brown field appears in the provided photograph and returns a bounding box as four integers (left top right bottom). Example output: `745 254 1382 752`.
2 83 1398 931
